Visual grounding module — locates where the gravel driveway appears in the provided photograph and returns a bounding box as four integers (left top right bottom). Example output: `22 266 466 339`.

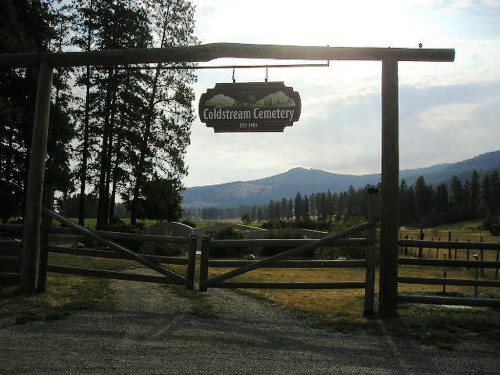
1 272 499 374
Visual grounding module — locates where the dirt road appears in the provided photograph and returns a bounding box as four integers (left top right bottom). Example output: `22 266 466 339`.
1 275 499 374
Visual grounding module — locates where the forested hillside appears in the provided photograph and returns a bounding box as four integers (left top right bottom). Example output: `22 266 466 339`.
186 169 500 229
182 150 500 208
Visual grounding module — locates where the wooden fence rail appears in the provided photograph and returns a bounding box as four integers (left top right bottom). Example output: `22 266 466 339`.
397 239 500 307
199 218 377 314
0 217 196 288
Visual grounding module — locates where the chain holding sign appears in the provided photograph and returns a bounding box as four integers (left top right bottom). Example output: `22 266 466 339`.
199 82 301 133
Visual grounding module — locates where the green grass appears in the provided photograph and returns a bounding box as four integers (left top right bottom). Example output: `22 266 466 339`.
0 252 135 325
0 275 115 325
385 304 500 349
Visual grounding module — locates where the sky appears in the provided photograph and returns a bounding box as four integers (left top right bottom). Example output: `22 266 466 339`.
182 0 500 187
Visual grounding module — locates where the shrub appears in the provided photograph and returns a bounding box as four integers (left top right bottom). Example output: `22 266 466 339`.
140 241 185 256
262 228 315 258
181 219 196 228
209 227 245 258
490 224 500 236
101 221 142 251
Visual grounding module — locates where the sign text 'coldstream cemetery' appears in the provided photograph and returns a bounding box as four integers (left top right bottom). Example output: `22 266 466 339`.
199 82 301 132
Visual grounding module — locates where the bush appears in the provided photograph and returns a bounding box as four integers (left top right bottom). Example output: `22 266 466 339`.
140 241 185 256
262 228 315 258
181 219 196 228
209 227 245 258
316 217 370 260
101 221 142 251
490 224 500 236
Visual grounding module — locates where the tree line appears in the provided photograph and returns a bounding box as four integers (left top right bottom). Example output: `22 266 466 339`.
0 0 197 227
188 170 500 229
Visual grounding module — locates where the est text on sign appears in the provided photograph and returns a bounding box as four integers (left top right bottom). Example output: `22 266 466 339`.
199 82 301 133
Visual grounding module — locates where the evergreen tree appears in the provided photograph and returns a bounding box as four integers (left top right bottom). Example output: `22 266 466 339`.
414 176 433 225
0 0 74 222
469 170 481 217
128 0 197 225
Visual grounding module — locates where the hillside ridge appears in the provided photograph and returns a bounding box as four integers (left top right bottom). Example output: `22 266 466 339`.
182 150 500 208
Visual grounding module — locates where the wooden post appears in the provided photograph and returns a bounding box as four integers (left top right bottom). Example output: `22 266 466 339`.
480 235 484 277
443 254 447 294
418 228 424 258
199 236 210 292
20 61 53 293
364 188 378 315
379 57 399 317
38 183 54 292
496 249 499 280
448 231 452 259
186 235 197 290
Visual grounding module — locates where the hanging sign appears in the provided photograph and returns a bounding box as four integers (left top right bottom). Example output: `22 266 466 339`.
199 82 301 133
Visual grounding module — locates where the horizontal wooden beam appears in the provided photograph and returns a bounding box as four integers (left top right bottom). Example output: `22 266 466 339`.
51 227 191 244
398 276 500 288
0 255 21 264
47 265 182 284
398 294 500 307
48 246 188 265
0 43 455 68
399 239 500 251
208 259 366 268
398 257 500 269
206 281 366 290
211 238 368 248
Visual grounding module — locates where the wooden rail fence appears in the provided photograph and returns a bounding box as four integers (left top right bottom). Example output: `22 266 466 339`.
0 211 197 289
398 237 500 307
199 218 377 315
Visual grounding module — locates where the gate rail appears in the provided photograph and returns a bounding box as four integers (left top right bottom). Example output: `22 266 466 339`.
199 217 377 314
43 209 196 289
0 212 197 289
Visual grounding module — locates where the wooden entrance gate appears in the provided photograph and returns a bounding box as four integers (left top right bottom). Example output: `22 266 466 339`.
0 208 197 290
199 190 378 314
44 210 197 289
0 43 454 315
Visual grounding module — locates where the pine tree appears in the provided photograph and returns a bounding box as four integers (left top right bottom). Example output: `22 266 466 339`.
128 0 197 225
0 0 74 222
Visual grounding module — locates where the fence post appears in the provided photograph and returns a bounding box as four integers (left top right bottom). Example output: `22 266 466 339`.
442 254 447 294
37 183 54 292
496 249 499 280
466 239 470 270
199 236 211 292
20 60 53 293
448 231 452 259
480 236 484 277
186 235 197 290
418 228 424 258
364 188 378 315
473 253 479 298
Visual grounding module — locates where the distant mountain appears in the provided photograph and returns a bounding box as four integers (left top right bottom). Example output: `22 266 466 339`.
182 150 500 208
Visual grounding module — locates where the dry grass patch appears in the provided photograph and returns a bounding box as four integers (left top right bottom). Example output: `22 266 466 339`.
205 263 500 345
